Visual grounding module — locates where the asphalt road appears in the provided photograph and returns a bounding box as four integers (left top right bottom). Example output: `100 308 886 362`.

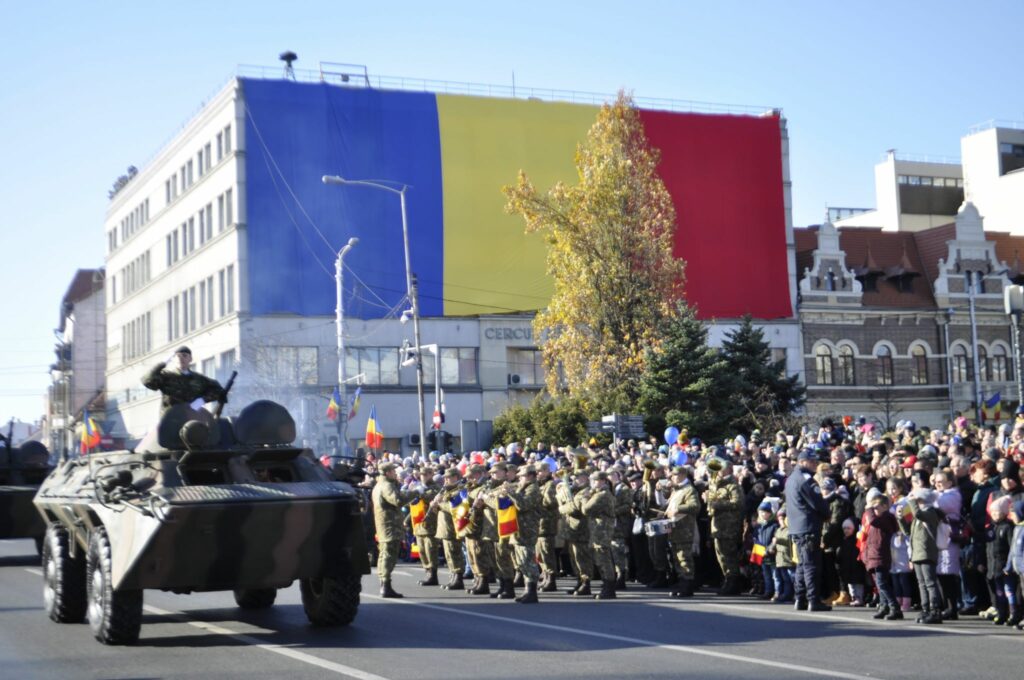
2 538 1021 680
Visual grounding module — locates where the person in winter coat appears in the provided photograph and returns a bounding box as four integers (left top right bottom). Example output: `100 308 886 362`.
772 508 795 603
1005 500 1024 630
933 469 963 620
903 488 943 624
838 518 867 606
753 500 779 600
864 493 902 620
821 478 853 604
987 495 1018 625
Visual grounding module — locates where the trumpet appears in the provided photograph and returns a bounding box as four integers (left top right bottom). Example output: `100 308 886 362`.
642 458 658 484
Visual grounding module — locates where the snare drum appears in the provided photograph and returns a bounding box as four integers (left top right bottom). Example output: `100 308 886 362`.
644 519 674 537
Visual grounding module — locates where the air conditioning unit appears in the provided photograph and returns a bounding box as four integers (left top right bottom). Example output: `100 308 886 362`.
408 433 421 446
508 373 523 386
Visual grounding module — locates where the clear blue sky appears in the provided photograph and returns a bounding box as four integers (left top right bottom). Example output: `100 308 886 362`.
2 0 1022 424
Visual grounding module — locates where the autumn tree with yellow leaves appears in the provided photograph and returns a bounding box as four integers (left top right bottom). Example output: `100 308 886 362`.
503 92 684 409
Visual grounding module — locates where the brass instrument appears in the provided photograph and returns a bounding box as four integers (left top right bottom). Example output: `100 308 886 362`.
706 454 728 480
641 458 658 484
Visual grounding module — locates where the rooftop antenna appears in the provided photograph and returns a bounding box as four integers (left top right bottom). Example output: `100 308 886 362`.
280 51 298 80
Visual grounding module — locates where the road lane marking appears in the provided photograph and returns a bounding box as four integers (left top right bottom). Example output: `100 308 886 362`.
365 594 884 680
25 568 42 576
142 605 391 680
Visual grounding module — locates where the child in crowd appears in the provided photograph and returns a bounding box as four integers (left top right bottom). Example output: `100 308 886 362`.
905 488 943 624
754 500 779 600
772 507 795 603
887 479 914 614
864 493 902 620
1007 500 1024 631
838 518 866 606
988 496 1018 626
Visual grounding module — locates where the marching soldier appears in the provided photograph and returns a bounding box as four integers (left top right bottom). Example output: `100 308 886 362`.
643 464 671 587
666 466 701 597
371 462 418 598
578 470 618 600
609 467 633 590
559 468 594 596
477 462 516 599
412 467 441 586
705 456 744 595
464 464 493 595
142 346 227 415
505 464 542 603
431 467 467 590
536 462 561 592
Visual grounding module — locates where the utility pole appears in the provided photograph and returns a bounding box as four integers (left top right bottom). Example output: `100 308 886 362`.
335 237 358 458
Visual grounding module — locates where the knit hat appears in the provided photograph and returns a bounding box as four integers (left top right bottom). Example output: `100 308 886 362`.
1002 460 1020 483
842 518 855 532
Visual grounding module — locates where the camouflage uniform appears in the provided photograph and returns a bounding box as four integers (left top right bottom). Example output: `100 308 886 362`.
707 473 744 582
465 472 493 582
371 469 417 584
506 474 541 584
536 474 561 582
666 481 701 581
483 473 516 581
611 479 634 583
578 483 616 585
412 479 440 574
142 361 225 414
433 476 467 579
558 476 593 590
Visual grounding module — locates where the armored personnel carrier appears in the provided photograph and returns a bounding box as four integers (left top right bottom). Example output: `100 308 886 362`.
0 437 51 553
33 400 369 645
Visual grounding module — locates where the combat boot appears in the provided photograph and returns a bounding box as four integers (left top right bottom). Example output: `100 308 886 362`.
513 572 525 588
418 568 439 586
516 581 539 604
469 576 490 596
647 571 669 588
594 579 617 600
444 572 465 591
380 581 403 599
541 572 559 592
573 579 593 597
615 573 627 591
565 577 583 595
671 579 694 598
498 578 517 600
490 577 509 599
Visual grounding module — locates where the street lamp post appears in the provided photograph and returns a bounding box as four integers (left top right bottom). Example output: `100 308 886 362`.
322 175 428 459
336 237 359 458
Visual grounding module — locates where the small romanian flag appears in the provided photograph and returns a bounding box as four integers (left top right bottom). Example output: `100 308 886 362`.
453 489 471 536
497 496 518 539
409 498 427 530
410 542 420 560
347 385 362 421
750 543 767 566
326 386 341 421
365 405 383 449
80 410 101 454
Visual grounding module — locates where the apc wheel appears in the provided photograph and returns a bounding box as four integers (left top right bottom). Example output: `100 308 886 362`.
233 588 277 609
300 572 361 626
42 525 86 623
87 527 142 645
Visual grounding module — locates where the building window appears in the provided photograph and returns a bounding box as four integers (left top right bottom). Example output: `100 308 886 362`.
217 194 225 231
224 124 232 154
218 269 225 316
202 357 215 376
508 348 544 385
225 188 233 226
977 346 989 382
226 264 235 313
345 347 400 385
815 346 834 385
825 271 836 291
258 346 318 386
216 132 223 161
837 346 855 385
218 349 236 383
876 346 894 385
205 203 213 240
952 346 970 383
205 275 214 321
911 345 928 385
204 143 211 172
992 345 1010 382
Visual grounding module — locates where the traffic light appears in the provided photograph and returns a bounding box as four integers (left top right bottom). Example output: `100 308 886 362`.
426 430 452 453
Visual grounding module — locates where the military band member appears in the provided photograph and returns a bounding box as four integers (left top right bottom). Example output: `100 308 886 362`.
431 467 467 590
536 462 561 592
609 467 633 590
371 462 419 598
412 467 441 586
705 457 744 595
666 466 700 597
464 464 493 595
506 464 542 603
578 471 618 600
479 461 517 599
559 468 594 597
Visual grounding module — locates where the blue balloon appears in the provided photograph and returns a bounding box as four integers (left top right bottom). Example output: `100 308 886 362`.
664 426 680 445
672 450 689 467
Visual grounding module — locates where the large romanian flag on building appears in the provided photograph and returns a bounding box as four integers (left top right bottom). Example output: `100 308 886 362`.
365 405 383 449
80 410 101 454
497 496 518 539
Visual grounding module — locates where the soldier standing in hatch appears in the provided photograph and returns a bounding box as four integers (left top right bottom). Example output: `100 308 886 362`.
142 346 227 414
372 462 419 598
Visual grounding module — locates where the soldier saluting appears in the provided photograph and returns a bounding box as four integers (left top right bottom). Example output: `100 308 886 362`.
142 346 227 414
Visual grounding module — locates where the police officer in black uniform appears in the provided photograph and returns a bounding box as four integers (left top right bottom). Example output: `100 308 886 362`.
784 448 832 611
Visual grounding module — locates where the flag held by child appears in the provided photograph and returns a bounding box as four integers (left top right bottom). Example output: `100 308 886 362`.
750 543 767 566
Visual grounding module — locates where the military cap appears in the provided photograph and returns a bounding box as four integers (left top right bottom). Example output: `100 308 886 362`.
589 470 608 483
443 467 461 479
626 470 643 482
378 462 397 474
175 346 192 355
468 463 487 475
491 461 509 472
